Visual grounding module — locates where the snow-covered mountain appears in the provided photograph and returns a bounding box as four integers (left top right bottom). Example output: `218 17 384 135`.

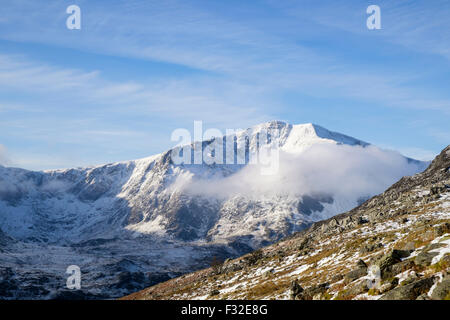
0 121 428 299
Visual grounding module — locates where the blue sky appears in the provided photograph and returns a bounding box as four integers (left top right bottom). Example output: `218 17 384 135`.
0 0 449 170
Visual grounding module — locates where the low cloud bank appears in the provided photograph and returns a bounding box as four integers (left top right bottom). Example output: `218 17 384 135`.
173 144 427 202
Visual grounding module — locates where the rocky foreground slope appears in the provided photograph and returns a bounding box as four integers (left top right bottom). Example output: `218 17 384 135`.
123 146 450 300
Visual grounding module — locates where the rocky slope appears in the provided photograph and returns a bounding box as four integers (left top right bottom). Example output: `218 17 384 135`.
0 121 428 299
123 146 450 300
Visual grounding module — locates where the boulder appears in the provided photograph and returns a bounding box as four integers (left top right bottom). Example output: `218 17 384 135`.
390 260 415 277
297 238 310 251
414 251 439 267
379 277 399 293
376 250 402 279
357 216 369 225
379 277 435 300
290 280 304 300
340 217 355 228
338 280 368 300
220 260 244 274
392 249 412 259
399 271 419 286
344 267 367 284
430 186 449 196
426 242 447 251
331 274 344 282
379 281 396 294
441 254 450 265
401 242 416 252
416 293 431 300
356 259 368 269
430 279 450 300
434 223 450 237
209 289 220 297
299 283 329 300
347 280 368 297
360 243 383 254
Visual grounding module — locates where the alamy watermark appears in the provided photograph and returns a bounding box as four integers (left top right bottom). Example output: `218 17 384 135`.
65 5 380 32
65 5 381 31
66 5 81 30
170 121 280 175
367 265 381 290
367 5 381 30
66 265 81 290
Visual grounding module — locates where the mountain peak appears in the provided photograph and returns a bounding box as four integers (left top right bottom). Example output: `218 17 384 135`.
269 122 369 153
245 121 369 151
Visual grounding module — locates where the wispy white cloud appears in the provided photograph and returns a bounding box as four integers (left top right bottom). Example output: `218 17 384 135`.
272 0 450 61
0 54 100 92
175 144 424 201
1 1 449 115
0 53 273 126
